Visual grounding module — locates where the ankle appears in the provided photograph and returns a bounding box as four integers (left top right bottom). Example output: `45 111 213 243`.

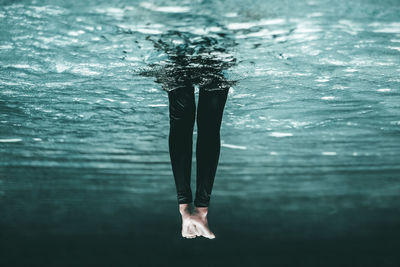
194 206 208 217
179 203 192 215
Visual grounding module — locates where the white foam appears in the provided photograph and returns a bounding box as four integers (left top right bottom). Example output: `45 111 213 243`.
323 59 347 66
369 22 400 33
227 22 258 30
260 18 286 25
118 23 163 34
227 18 285 30
295 22 322 33
387 46 400 51
221 143 247 150
322 152 336 156
10 64 31 69
321 96 335 100
332 85 348 90
293 72 311 76
270 132 293 137
84 26 95 31
0 44 13 50
315 78 330 83
289 121 310 128
95 7 125 18
148 104 167 107
67 30 85 36
344 68 358 72
377 88 391 92
135 28 163 34
105 7 125 14
0 138 22 143
71 66 101 76
140 2 190 13
172 39 184 45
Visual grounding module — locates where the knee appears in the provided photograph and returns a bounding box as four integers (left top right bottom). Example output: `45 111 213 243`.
169 99 196 125
197 116 221 138
196 104 223 134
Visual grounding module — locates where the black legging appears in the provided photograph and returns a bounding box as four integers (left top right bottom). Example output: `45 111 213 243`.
167 86 229 207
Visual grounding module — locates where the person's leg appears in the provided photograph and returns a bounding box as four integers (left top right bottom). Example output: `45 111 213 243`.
194 88 229 208
167 86 196 206
168 86 199 238
187 88 229 239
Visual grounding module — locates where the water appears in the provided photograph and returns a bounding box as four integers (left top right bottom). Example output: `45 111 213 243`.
1 0 400 266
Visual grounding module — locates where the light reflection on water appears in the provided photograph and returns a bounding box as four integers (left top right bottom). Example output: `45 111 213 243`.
0 0 400 264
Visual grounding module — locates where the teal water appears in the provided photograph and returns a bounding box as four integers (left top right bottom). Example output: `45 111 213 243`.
1 0 400 266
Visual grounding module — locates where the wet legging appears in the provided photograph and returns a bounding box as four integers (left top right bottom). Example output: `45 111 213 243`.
167 86 229 207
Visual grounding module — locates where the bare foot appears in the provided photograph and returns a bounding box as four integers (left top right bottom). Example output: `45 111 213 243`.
190 207 215 239
179 204 197 239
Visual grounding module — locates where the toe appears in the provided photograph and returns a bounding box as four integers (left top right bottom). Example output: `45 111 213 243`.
188 223 197 235
194 226 200 236
208 232 216 239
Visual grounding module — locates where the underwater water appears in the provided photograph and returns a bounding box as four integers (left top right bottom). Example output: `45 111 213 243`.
1 0 400 266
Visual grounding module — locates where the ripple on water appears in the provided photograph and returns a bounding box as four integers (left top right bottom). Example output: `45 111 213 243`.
0 138 23 143
139 2 190 13
221 143 247 150
321 96 335 100
370 22 400 33
269 132 293 137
